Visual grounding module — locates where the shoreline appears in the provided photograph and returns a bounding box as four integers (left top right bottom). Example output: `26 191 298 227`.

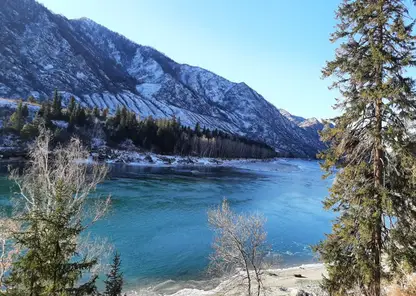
94 149 280 168
125 263 327 296
1 145 316 167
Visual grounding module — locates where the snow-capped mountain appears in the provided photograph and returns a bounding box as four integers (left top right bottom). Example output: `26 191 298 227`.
278 109 308 126
0 0 325 157
279 109 326 146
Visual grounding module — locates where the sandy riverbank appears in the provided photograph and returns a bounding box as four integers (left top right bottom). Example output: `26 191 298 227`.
126 264 327 296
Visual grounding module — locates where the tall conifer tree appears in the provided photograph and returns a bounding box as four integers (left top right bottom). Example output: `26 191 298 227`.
67 96 76 116
52 90 62 118
104 253 124 296
316 1 416 295
8 101 26 132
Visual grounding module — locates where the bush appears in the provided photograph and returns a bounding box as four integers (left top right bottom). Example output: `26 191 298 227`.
20 123 39 140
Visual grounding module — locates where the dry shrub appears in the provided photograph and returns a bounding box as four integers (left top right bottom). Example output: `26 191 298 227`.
388 275 416 296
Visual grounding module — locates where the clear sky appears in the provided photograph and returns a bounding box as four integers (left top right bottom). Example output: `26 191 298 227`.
38 0 344 119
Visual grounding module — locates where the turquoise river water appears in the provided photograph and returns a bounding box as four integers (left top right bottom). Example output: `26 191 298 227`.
0 159 334 288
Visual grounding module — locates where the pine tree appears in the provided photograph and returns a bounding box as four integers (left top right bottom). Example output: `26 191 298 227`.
175 116 181 129
67 96 76 116
76 105 86 125
20 123 39 140
21 104 29 118
67 98 78 132
8 101 26 132
104 253 124 296
93 106 100 118
315 1 416 296
6 206 99 296
194 122 201 137
119 106 128 129
52 90 62 118
38 101 53 128
114 106 122 125
27 95 37 103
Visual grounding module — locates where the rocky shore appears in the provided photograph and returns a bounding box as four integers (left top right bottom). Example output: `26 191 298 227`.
90 147 272 167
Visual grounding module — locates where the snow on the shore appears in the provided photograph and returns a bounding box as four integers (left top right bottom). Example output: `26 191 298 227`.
124 264 326 296
98 149 268 168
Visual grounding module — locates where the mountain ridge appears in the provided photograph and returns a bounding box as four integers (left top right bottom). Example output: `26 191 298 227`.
0 0 325 157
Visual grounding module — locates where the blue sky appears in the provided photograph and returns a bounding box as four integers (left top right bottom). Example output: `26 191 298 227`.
38 0 343 119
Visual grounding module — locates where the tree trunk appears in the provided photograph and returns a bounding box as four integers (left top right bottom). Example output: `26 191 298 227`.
371 10 384 295
246 269 251 296
373 97 383 296
243 259 251 296
255 268 261 296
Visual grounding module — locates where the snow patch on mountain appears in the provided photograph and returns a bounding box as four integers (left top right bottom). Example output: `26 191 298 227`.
128 49 164 82
76 72 87 79
136 83 161 98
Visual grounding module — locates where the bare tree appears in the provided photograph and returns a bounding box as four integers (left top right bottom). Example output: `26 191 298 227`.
5 126 111 294
0 218 20 288
77 234 114 275
10 126 110 222
208 199 270 296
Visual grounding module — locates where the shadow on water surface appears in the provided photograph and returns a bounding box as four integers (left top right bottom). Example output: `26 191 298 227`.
107 163 270 181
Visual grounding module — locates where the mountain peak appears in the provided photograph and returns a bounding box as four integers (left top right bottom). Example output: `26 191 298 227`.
73 17 97 25
299 117 322 128
278 109 306 125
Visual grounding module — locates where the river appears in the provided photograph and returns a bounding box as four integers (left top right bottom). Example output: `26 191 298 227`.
0 158 333 289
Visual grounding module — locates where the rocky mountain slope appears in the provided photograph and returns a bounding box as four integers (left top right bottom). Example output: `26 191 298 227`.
0 0 325 157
